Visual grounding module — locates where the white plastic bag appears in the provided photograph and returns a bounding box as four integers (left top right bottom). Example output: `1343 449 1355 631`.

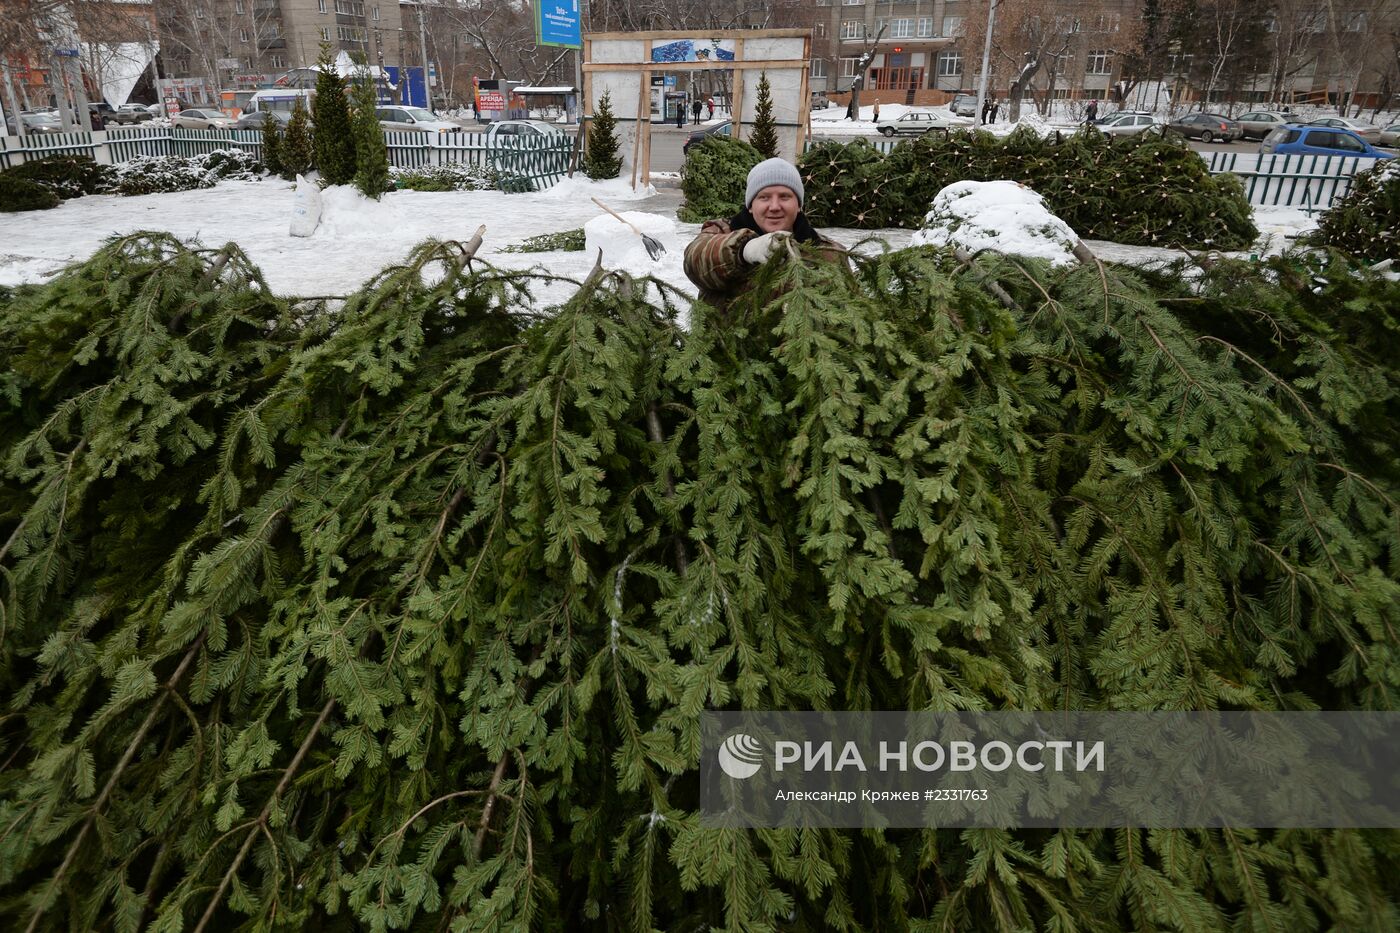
288 174 322 237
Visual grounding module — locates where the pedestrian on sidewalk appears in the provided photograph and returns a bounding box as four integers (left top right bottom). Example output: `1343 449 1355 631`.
676 105 684 128
692 98 703 125
991 99 1000 123
707 98 715 120
1085 99 1098 125
872 101 880 123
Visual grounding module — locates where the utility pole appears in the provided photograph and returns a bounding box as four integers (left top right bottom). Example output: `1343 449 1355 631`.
975 0 998 123
416 0 430 108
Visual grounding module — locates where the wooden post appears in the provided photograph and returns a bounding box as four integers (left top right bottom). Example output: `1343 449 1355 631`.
732 39 747 141
631 71 648 190
796 34 812 158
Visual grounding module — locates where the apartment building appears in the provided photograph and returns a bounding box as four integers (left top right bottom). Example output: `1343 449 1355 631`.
156 0 404 90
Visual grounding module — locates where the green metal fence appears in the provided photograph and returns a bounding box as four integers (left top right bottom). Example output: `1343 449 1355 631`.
2 126 575 193
1203 151 1372 214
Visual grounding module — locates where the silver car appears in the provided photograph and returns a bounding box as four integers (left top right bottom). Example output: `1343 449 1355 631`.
1305 116 1381 143
1095 112 1161 137
1234 110 1288 140
1379 123 1400 147
171 108 233 130
876 110 961 137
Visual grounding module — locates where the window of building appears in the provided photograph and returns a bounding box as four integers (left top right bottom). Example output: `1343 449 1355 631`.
318 0 327 13
1346 12 1367 31
917 17 932 37
239 28 249 42
841 20 865 39
234 0 244 12
842 0 864 6
937 51 962 76
941 16 962 36
1093 13 1119 32
890 18 913 38
813 21 826 38
811 58 828 78
195 5 204 17
816 0 830 5
840 56 860 77
372 6 379 20
336 1 365 16
320 26 331 40
1086 50 1110 75
271 54 285 69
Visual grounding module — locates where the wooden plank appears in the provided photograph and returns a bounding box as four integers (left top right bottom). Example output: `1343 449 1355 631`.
583 59 806 73
584 28 810 41
631 72 647 190
732 39 746 141
796 34 811 159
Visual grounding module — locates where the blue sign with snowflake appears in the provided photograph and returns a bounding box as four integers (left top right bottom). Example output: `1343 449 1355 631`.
535 0 581 49
650 39 736 63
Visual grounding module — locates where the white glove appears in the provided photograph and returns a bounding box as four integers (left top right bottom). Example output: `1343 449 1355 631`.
742 231 792 265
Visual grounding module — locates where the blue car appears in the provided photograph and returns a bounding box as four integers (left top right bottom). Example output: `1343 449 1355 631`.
1260 123 1392 159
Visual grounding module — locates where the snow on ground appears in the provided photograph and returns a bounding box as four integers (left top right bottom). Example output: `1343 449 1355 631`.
912 181 1079 265
0 170 1338 305
0 174 668 307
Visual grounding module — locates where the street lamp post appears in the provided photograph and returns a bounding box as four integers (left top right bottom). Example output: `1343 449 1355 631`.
975 0 998 122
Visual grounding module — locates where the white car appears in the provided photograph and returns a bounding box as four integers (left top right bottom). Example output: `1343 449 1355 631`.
1305 116 1382 143
376 106 462 134
875 110 963 137
171 108 233 130
485 119 566 144
1095 112 1162 137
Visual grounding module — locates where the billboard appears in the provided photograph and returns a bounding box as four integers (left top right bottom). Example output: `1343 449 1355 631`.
535 0 581 49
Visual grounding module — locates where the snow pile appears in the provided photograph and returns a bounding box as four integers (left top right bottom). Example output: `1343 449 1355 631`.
583 210 677 276
314 185 408 239
911 180 1080 266
538 174 656 202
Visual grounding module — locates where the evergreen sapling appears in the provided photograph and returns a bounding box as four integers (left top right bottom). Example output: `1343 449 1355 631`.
583 90 623 180
749 71 779 159
280 96 315 178
260 113 285 177
312 43 358 185
351 71 391 199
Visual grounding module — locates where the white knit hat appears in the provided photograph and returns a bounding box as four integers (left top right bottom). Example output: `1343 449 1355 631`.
745 158 805 208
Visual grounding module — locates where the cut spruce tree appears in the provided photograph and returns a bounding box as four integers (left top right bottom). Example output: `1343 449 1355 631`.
280 96 315 179
583 90 623 180
748 71 779 159
312 43 358 186
0 232 1397 932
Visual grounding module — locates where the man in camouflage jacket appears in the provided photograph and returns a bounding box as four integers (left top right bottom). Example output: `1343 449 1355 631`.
684 157 844 313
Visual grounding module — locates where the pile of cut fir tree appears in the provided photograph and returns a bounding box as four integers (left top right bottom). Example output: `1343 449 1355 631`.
1 229 1398 932
795 127 1258 249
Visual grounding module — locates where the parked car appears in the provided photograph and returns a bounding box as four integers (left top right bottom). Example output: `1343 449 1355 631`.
1233 110 1289 140
1379 123 1400 147
1304 116 1382 143
5 111 63 134
1094 112 1162 137
485 119 565 144
1166 112 1243 142
1260 124 1392 159
949 93 978 118
112 103 156 125
376 106 462 134
87 102 119 128
876 110 961 136
171 108 233 130
810 92 830 111
234 110 291 130
682 119 732 154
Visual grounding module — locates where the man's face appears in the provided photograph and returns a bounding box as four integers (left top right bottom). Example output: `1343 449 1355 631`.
751 186 800 233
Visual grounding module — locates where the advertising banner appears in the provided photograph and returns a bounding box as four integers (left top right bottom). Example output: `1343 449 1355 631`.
535 0 581 49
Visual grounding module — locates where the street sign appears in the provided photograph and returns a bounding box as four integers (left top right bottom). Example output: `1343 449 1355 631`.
54 48 80 58
534 0 581 49
217 58 240 70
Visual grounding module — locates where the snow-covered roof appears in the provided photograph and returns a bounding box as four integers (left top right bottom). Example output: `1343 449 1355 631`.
514 86 575 94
